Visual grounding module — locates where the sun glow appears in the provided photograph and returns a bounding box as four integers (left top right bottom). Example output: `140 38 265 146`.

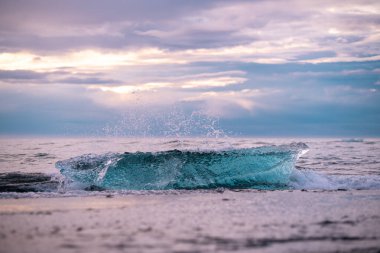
0 49 183 72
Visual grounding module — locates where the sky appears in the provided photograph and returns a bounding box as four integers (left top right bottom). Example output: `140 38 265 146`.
0 0 379 137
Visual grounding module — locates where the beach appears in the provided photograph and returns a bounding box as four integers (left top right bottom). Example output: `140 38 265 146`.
1 0 380 252
1 137 379 252
1 189 380 253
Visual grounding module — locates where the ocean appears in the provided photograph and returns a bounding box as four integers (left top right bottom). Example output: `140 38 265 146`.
0 137 379 252
1 137 379 194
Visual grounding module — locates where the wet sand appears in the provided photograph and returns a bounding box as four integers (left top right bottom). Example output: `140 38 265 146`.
1 190 380 253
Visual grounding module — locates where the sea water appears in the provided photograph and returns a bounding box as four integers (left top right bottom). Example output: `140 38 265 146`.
1 136 380 252
0 137 379 196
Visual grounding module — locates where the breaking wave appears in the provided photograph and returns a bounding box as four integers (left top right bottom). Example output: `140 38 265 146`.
56 143 308 191
289 169 380 190
2 142 379 195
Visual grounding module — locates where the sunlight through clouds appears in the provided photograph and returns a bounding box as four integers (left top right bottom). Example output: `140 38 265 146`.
0 0 379 135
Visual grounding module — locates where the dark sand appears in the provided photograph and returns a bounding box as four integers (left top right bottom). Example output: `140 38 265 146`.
1 190 380 253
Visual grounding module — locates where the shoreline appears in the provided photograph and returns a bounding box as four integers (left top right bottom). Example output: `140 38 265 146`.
1 189 379 253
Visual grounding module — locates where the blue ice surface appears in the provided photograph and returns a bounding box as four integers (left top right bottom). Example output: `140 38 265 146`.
56 143 308 191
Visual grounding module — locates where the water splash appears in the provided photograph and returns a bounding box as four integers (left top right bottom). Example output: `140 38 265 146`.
56 143 308 190
102 107 228 139
290 169 380 190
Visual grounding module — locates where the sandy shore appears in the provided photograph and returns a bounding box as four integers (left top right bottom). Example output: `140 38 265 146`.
1 190 380 253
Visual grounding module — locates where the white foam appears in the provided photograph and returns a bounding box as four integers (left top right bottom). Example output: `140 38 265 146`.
290 169 380 190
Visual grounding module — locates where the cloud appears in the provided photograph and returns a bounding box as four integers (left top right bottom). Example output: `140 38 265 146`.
0 49 183 71
0 70 47 80
57 77 122 85
181 89 271 117
0 68 123 87
1 60 379 136
1 0 379 64
87 71 247 94
0 0 379 136
83 71 249 111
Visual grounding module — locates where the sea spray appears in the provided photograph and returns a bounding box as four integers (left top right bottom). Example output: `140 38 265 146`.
289 169 380 190
102 106 228 138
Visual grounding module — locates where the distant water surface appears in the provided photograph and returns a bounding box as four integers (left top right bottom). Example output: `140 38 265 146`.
0 137 379 194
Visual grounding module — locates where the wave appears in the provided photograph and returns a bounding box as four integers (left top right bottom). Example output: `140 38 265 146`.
340 138 364 143
56 143 309 191
2 142 379 195
289 169 380 190
0 172 59 193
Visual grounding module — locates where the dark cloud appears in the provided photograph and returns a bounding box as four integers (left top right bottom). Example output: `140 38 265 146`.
0 0 225 51
57 77 122 85
0 69 122 85
0 0 379 54
150 30 257 50
295 51 337 61
0 31 163 52
0 0 219 26
0 70 47 80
